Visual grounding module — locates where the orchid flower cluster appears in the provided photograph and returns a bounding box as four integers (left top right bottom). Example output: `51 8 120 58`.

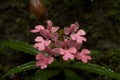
31 20 92 69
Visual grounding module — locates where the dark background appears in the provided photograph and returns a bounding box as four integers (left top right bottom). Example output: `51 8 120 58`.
0 0 120 80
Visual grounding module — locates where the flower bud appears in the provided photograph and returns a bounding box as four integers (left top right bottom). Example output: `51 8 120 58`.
29 0 46 19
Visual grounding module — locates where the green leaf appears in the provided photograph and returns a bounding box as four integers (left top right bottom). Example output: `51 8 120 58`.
2 41 40 56
69 62 120 80
2 61 37 78
32 68 61 80
64 69 82 80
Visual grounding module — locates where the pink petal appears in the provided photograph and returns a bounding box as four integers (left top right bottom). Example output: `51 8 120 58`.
44 40 51 46
31 25 45 33
64 27 70 35
38 60 48 69
68 40 81 49
85 56 92 60
36 61 41 66
81 58 88 63
70 34 77 40
50 33 58 41
34 43 40 48
75 49 91 63
81 49 91 54
51 27 59 33
36 54 48 69
69 47 77 53
63 39 69 47
47 20 53 27
74 53 80 60
34 43 45 50
31 29 40 33
46 57 54 64
35 36 44 42
70 22 79 32
80 55 91 63
35 25 45 30
82 37 87 42
40 29 50 39
74 21 79 31
77 29 86 35
59 48 66 55
41 64 47 69
38 44 45 50
63 53 75 61
76 36 87 43
36 60 46 67
36 53 44 60
51 48 60 56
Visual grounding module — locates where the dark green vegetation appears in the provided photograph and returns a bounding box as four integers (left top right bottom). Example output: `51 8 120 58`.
0 0 120 80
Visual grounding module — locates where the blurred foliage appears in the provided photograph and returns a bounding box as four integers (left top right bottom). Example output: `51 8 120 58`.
0 0 120 80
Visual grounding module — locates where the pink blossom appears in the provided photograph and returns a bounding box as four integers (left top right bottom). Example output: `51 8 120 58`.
46 20 59 32
51 48 60 56
32 20 59 41
51 27 59 33
40 29 51 39
75 49 92 63
31 25 44 33
47 20 53 28
64 22 79 35
39 21 59 41
50 33 59 41
70 29 87 43
34 36 51 50
31 20 92 69
59 47 77 61
62 39 69 48
67 40 81 49
54 39 81 50
45 47 60 56
36 53 54 69
46 20 59 41
54 39 70 48
40 29 58 41
46 20 59 33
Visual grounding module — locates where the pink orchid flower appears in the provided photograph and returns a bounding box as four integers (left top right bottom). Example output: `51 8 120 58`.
70 29 87 44
50 32 59 41
67 40 82 49
47 20 53 28
64 22 79 35
59 47 77 61
36 53 54 69
46 20 59 33
38 20 59 41
75 49 92 63
47 20 59 41
50 27 59 33
40 29 59 41
31 20 92 69
31 25 44 33
34 36 51 50
40 29 51 39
